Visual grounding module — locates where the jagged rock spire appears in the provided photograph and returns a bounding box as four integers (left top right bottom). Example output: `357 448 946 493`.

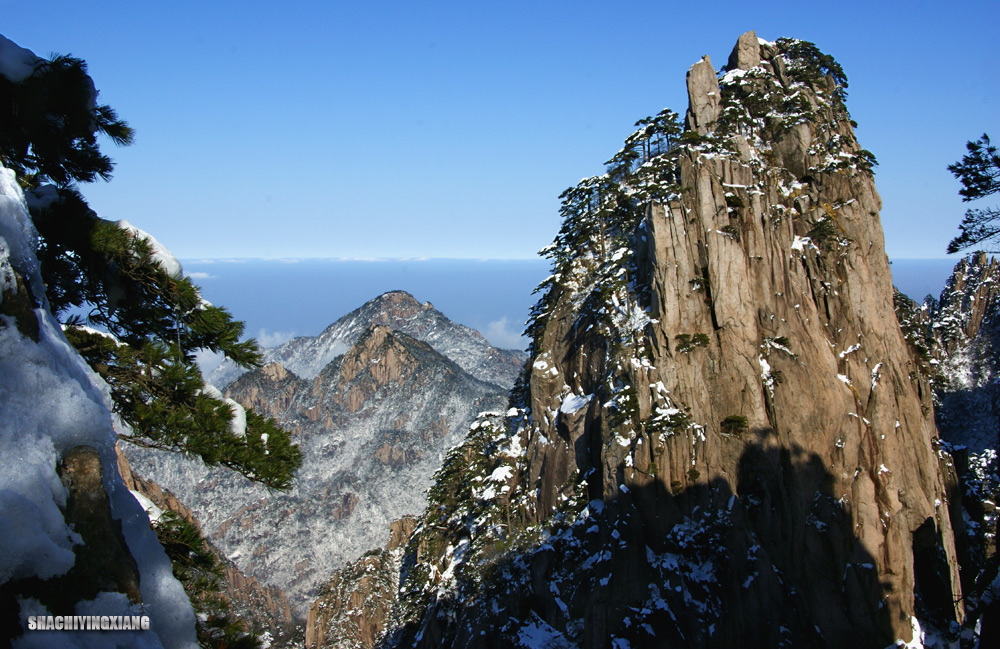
390 33 966 649
727 29 761 70
684 55 720 133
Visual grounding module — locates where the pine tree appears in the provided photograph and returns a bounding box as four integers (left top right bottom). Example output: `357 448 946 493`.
947 133 1000 254
0 49 301 490
153 511 264 648
525 109 682 351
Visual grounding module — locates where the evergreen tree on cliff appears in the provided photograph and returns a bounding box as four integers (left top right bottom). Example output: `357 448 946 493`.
389 33 968 648
947 133 1000 253
0 47 301 491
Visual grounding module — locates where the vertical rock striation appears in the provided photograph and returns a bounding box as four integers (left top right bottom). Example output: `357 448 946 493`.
389 32 964 648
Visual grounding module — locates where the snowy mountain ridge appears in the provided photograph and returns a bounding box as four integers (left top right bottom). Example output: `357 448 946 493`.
896 252 1000 454
209 290 525 389
0 161 196 647
124 299 519 618
929 254 1000 454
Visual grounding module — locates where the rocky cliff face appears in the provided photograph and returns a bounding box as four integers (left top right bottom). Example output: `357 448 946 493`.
305 517 417 649
387 32 964 648
122 298 517 615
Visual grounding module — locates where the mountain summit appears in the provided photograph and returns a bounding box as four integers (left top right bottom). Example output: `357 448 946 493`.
388 32 964 648
123 293 520 615
210 290 525 389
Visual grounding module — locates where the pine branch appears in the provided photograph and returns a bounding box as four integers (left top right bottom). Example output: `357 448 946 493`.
948 133 1000 202
947 207 1000 254
66 327 300 491
947 133 1000 253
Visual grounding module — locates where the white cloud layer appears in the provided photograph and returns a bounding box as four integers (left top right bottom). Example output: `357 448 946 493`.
194 349 225 375
484 317 526 350
256 329 298 349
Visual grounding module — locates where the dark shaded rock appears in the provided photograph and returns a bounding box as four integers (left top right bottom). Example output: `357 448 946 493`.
388 517 418 552
0 268 38 341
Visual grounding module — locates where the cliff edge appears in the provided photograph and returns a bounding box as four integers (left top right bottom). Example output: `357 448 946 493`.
387 32 964 649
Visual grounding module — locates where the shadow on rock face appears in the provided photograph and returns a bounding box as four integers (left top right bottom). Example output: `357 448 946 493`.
382 432 956 649
1 446 142 645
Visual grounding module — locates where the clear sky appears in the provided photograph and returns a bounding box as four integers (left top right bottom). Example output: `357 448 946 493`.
4 1 998 260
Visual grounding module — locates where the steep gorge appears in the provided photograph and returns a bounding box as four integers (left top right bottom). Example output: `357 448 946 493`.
386 32 964 648
896 252 1000 635
116 446 297 641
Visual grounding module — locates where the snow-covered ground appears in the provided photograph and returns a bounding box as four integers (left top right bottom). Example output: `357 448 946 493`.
0 158 196 647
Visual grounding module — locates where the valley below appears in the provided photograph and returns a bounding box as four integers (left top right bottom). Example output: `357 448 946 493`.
122 291 524 622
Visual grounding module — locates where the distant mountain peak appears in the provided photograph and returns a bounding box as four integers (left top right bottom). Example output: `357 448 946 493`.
339 290 432 326
371 289 426 306
209 290 524 389
155 300 515 612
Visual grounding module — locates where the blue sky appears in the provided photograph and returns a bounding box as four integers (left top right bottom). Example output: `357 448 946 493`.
4 1 998 260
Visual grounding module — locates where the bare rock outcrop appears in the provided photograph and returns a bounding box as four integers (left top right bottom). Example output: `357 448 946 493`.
220 563 296 637
726 29 761 71
234 362 301 419
685 55 721 134
387 516 418 552
305 517 417 649
390 32 964 648
330 325 425 414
